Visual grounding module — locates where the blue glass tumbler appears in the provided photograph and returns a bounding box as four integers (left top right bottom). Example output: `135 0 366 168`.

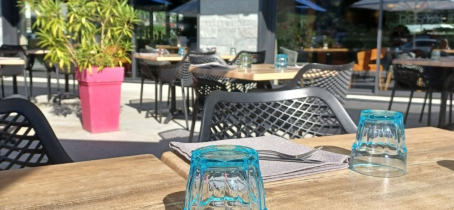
274 54 288 70
350 110 407 178
178 47 185 56
184 145 267 210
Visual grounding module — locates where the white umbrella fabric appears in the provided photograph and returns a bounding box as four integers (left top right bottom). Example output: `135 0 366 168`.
350 0 454 92
351 0 454 11
351 0 454 48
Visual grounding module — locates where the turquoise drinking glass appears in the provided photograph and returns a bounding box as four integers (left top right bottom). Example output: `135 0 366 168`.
350 110 407 178
178 47 185 56
274 54 288 70
184 145 267 210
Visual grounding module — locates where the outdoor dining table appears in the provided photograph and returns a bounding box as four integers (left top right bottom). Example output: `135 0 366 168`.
393 58 454 128
302 48 349 64
134 53 236 124
0 154 187 209
24 49 77 103
188 63 299 81
161 127 454 209
133 53 235 62
0 127 453 209
0 57 28 98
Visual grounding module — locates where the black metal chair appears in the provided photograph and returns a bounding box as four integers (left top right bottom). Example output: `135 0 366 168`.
388 62 431 124
0 45 29 99
156 53 197 129
229 50 266 65
269 62 354 104
190 87 357 142
138 59 170 116
229 50 267 91
387 52 441 125
0 98 72 170
189 54 230 103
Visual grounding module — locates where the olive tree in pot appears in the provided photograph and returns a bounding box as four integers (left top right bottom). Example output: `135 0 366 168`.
20 0 139 133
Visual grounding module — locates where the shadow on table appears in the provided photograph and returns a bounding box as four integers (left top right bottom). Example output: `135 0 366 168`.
318 146 351 156
163 191 186 210
437 160 454 171
59 129 198 162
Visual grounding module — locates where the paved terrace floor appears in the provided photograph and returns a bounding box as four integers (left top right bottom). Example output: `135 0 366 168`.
1 75 451 162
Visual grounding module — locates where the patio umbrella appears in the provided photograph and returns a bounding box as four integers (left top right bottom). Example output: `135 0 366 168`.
169 0 326 17
295 0 327 12
169 0 197 17
351 0 454 48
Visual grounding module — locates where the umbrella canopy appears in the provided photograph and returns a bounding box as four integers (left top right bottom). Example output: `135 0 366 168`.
351 0 454 12
169 0 197 17
149 0 172 4
351 0 454 48
295 0 327 12
169 0 327 17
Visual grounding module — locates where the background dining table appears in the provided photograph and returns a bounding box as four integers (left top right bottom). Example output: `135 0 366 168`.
0 57 28 98
189 64 299 81
133 53 235 62
393 58 454 128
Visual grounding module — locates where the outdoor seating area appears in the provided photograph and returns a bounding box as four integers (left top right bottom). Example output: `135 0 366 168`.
1 0 454 209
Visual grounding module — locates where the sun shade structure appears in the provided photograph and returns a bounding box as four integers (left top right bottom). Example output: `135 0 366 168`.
169 0 197 17
351 0 454 12
295 0 327 12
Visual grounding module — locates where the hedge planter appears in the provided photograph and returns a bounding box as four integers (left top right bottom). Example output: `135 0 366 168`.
76 67 124 133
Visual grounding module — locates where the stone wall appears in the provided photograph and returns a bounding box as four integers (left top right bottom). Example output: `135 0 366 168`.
199 14 258 54
198 0 259 55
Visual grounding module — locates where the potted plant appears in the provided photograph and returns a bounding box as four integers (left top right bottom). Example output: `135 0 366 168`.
20 0 139 133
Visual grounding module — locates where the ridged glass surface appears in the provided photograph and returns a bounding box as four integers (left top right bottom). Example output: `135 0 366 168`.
184 145 267 210
350 110 407 178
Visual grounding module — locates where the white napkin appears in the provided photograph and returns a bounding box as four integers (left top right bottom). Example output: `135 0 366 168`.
170 136 349 182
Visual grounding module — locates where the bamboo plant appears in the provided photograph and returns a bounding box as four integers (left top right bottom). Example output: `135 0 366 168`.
19 0 140 73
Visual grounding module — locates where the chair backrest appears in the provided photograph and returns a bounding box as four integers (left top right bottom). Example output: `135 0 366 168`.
138 60 160 81
189 54 230 105
189 54 227 65
195 87 357 142
355 50 372 70
230 50 266 65
371 48 386 60
0 98 72 170
278 62 354 104
392 52 426 89
279 47 298 66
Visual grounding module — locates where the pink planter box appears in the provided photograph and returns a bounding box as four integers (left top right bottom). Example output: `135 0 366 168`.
76 67 124 133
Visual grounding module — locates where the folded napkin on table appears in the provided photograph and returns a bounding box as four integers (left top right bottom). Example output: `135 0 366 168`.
169 136 349 182
190 62 236 70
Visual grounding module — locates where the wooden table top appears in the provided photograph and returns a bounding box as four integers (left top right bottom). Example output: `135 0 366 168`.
161 127 454 209
189 64 299 81
134 53 235 62
393 58 454 68
25 49 49 55
0 58 25 65
302 48 349 52
433 49 454 54
156 45 187 50
0 154 187 209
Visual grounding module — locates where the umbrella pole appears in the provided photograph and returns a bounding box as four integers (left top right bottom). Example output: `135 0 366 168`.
413 12 417 49
374 0 384 93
